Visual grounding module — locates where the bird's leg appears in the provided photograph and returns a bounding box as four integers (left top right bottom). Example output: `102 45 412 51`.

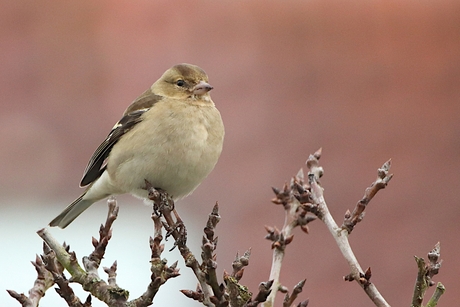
161 206 187 250
168 208 186 250
144 180 186 249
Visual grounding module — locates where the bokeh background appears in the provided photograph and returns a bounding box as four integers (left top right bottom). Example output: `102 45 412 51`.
1 1 459 306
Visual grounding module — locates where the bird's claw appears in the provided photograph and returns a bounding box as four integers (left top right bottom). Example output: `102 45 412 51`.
144 180 175 216
166 220 187 251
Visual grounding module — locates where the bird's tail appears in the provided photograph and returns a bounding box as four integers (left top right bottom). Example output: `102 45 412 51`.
49 194 94 228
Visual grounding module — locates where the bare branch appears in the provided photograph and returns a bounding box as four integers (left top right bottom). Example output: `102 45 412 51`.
426 283 445 307
84 197 118 278
263 153 318 307
282 279 306 307
342 160 393 233
6 252 53 307
10 151 445 307
202 203 223 301
36 200 131 306
232 250 251 281
43 244 84 306
129 217 180 306
412 242 444 307
145 181 271 307
145 181 217 306
305 152 391 307
245 280 273 307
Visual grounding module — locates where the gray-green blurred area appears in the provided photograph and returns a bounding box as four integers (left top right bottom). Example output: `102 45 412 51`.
1 1 459 306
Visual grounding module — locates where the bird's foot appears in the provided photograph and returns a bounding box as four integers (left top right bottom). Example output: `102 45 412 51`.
166 218 187 251
144 180 175 216
144 179 186 250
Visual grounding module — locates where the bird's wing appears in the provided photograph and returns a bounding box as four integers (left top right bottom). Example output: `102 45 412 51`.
79 91 162 187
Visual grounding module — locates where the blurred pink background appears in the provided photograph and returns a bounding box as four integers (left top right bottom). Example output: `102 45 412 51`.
1 1 459 306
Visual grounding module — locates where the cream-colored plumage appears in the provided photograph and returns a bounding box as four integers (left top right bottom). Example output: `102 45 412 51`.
50 64 224 228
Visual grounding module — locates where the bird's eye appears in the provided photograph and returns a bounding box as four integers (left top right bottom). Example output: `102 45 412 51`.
176 80 185 87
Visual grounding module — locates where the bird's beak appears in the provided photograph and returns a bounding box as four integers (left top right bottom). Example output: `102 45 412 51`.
193 81 213 95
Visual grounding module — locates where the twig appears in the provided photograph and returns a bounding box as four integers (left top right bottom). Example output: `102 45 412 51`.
262 151 318 307
37 218 130 306
129 214 180 306
232 250 251 281
35 198 179 307
145 181 271 307
426 283 445 307
245 280 273 307
78 196 119 286
342 160 393 233
145 182 216 306
305 151 391 307
411 242 444 307
282 279 306 307
42 243 88 306
86 197 119 273
202 204 223 301
6 244 55 307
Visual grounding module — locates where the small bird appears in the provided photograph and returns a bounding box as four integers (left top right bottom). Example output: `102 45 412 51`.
50 63 224 228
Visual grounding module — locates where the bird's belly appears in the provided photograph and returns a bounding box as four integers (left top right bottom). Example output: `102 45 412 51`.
120 148 215 200
107 118 221 200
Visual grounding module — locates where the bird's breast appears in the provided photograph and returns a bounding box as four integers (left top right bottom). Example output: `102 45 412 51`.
106 100 224 200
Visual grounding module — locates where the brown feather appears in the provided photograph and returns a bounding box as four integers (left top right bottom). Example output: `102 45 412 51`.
80 91 163 187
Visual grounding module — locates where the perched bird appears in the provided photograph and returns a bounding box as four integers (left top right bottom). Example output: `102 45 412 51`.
50 63 224 228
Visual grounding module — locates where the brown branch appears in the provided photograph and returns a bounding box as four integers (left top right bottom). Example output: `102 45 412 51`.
202 203 223 301
6 244 55 307
86 197 119 275
36 199 163 307
282 279 307 307
37 231 129 306
262 153 318 307
35 198 179 307
271 149 392 306
42 243 87 307
145 181 271 307
129 214 180 306
11 150 427 307
303 151 391 307
145 181 217 307
342 160 393 233
245 280 273 307
232 250 251 281
7 240 91 307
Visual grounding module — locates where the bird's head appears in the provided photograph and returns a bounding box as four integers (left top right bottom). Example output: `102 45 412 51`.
152 63 213 102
